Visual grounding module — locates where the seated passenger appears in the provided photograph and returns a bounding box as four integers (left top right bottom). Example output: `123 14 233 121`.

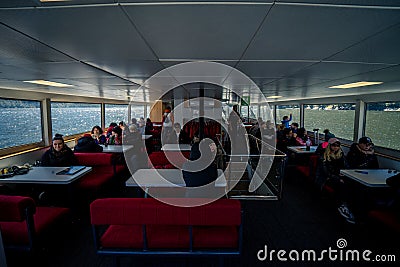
124 124 146 172
74 134 103 153
91 125 106 144
347 136 379 169
315 138 355 223
106 122 118 138
295 127 311 146
41 134 77 167
145 118 153 134
315 129 335 155
182 136 218 187
171 123 191 144
109 126 123 145
276 128 296 153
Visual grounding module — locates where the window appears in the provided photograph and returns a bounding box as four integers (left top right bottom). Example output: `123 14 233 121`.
365 102 400 150
51 102 101 137
276 105 300 126
304 104 355 140
0 98 42 149
130 104 145 122
105 104 128 127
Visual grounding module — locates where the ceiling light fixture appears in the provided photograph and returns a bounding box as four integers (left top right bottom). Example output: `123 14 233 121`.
329 81 383 89
23 80 73 87
266 96 282 99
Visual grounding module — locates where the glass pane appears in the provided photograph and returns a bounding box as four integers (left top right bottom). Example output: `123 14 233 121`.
131 105 145 121
51 102 101 137
276 105 300 126
366 102 400 150
0 98 42 149
105 104 128 126
304 104 355 140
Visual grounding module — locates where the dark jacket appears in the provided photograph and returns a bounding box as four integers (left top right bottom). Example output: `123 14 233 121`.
347 143 379 169
170 130 191 144
41 146 77 167
315 152 346 189
74 136 103 153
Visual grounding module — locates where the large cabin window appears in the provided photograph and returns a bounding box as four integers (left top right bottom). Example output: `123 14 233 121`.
131 104 146 121
304 104 355 141
0 98 42 149
51 102 101 137
365 102 400 151
105 104 128 126
276 105 300 126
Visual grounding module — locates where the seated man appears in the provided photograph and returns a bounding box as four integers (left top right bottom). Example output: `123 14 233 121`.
172 123 191 144
182 137 218 187
347 136 379 169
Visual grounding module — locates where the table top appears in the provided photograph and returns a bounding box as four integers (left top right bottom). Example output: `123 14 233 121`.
0 166 92 185
287 146 318 154
126 169 226 187
161 144 192 151
340 169 399 187
100 144 134 153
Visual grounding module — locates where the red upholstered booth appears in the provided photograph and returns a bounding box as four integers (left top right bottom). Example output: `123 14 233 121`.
148 151 190 169
90 198 242 265
0 195 69 251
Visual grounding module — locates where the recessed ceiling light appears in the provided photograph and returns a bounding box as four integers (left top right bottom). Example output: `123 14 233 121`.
23 80 73 87
329 81 383 89
267 96 282 99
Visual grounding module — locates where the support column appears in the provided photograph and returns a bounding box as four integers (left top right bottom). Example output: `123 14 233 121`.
41 98 52 146
354 100 366 142
199 83 205 139
299 103 305 128
101 103 106 129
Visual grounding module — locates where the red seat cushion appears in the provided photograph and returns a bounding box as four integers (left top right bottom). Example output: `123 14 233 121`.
296 165 310 177
0 206 69 246
368 210 400 233
76 169 114 190
146 225 189 249
193 226 238 248
100 225 143 248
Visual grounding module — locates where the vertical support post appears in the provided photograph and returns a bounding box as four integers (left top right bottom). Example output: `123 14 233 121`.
127 103 131 125
354 100 366 142
199 83 205 140
41 98 52 146
299 103 305 128
101 103 106 130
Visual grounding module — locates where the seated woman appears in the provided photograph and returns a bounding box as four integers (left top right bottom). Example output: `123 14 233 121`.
74 134 103 153
91 125 107 144
109 126 123 145
106 122 118 138
315 138 355 223
182 136 218 187
41 134 77 167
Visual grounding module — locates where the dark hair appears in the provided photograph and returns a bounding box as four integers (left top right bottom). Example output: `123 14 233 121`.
174 122 181 128
52 133 64 142
282 116 288 120
91 125 103 135
112 126 122 136
297 127 306 137
109 122 118 128
119 121 125 126
291 122 299 128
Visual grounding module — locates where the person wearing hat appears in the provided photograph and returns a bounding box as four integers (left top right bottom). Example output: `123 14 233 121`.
347 136 379 169
41 134 77 167
315 138 356 223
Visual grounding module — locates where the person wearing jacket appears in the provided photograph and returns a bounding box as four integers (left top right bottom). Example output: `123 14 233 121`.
74 134 103 153
41 134 77 167
347 136 379 169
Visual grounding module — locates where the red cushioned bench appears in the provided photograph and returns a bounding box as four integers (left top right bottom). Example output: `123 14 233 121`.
0 195 69 252
90 198 242 266
148 151 190 169
74 152 128 193
368 209 400 234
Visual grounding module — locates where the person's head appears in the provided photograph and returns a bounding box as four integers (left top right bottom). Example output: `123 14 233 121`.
131 118 137 125
165 106 171 113
283 128 292 137
291 122 299 129
282 115 288 121
91 125 103 136
328 138 341 152
146 118 152 123
128 124 138 133
260 121 267 129
297 127 306 137
112 126 122 137
323 129 335 141
173 123 181 133
109 122 118 128
193 131 200 143
52 133 65 152
358 136 374 151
